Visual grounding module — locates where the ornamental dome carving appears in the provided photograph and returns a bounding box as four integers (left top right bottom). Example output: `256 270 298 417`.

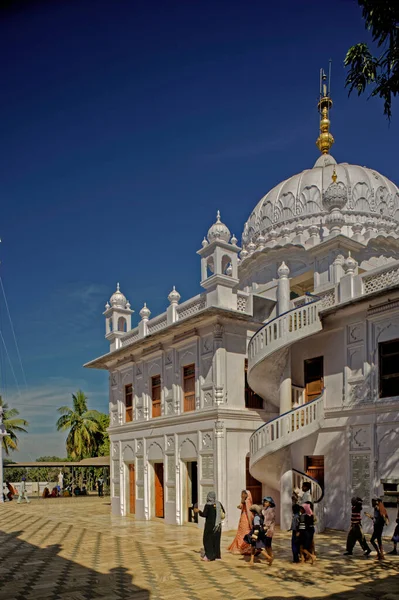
242 154 399 247
207 210 231 243
109 283 128 308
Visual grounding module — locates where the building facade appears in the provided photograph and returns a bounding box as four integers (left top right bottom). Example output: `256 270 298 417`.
86 86 399 534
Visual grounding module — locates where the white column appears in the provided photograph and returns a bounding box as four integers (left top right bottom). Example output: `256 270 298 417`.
280 452 292 530
277 262 292 415
214 420 226 515
279 350 292 415
277 262 290 315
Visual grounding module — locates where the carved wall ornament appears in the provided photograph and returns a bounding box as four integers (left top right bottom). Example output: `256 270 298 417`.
214 420 224 438
167 436 175 450
165 352 173 366
350 426 371 450
202 337 212 354
213 324 224 340
348 323 364 344
111 373 117 387
136 364 142 376
203 391 213 407
202 433 213 450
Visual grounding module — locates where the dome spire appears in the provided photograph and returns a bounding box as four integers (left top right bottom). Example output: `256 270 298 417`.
316 61 334 155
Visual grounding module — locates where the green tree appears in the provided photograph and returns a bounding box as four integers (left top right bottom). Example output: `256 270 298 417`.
0 396 29 455
344 1 399 119
56 390 102 460
94 413 110 457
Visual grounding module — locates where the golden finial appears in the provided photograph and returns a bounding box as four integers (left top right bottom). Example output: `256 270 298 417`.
316 61 334 155
332 167 337 183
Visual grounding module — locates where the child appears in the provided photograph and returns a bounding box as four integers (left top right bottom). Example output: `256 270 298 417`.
388 518 399 555
290 504 301 563
299 504 316 564
365 498 389 560
344 496 371 556
262 496 276 565
244 505 269 566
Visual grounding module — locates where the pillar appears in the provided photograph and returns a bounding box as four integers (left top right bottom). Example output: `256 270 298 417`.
279 349 292 415
280 451 292 530
277 262 290 315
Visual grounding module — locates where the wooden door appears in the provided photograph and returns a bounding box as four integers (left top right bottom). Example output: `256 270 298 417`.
305 456 324 488
304 356 324 402
246 456 262 504
129 464 135 514
154 463 164 518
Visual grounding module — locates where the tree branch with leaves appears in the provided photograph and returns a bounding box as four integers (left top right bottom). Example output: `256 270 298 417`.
344 0 399 119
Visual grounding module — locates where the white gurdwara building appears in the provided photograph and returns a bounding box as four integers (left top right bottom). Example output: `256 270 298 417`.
86 88 399 534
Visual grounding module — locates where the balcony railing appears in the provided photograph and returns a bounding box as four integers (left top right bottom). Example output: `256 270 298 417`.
248 299 322 373
250 392 325 459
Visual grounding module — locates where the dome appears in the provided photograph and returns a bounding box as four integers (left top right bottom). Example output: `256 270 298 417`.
242 154 399 247
110 283 128 308
208 210 231 243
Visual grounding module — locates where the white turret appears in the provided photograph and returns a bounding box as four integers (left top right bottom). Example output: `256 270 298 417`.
104 283 133 351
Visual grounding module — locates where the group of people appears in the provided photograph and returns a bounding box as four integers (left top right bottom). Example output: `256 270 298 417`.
195 483 399 565
345 496 398 560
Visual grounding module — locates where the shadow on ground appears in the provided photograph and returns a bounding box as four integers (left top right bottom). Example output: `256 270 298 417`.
0 529 150 600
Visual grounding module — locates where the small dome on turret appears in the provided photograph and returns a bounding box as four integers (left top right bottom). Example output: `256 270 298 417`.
109 283 128 308
207 210 231 243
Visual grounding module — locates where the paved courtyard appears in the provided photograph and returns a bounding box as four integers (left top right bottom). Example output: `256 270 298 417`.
0 498 398 600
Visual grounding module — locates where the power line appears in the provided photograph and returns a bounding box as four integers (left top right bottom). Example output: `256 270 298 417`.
0 329 21 396
0 276 28 389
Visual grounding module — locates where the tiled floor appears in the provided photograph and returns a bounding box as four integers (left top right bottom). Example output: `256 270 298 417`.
0 497 398 599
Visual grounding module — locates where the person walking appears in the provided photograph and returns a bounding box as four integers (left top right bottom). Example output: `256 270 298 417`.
228 490 253 555
194 491 225 562
17 477 30 504
262 496 276 564
299 503 316 564
388 498 399 555
244 505 268 566
290 503 301 563
366 498 389 560
299 482 313 505
344 497 371 556
97 476 104 497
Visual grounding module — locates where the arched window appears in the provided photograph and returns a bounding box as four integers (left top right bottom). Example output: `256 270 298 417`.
221 254 231 274
118 317 127 332
206 257 214 278
109 318 113 332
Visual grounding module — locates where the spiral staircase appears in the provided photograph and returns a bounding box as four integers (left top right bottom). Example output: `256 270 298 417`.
247 298 325 529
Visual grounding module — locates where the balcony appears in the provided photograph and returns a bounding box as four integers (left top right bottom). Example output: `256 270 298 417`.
249 392 325 467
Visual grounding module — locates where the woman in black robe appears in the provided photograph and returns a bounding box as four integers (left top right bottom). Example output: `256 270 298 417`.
195 491 225 561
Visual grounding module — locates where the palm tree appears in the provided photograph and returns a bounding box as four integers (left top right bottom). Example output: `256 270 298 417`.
56 390 102 460
0 396 29 455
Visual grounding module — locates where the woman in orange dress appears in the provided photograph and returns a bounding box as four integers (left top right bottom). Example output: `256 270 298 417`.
228 490 253 555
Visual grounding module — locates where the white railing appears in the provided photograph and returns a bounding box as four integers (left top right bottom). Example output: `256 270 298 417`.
237 291 251 313
121 328 140 346
147 314 168 334
292 470 323 504
362 263 399 295
176 294 207 320
292 385 305 406
250 393 324 457
248 300 322 371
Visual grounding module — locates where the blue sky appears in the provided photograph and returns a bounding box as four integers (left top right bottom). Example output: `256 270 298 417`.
1 0 398 460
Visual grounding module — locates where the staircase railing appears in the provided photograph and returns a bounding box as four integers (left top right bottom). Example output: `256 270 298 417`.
292 468 324 504
248 296 322 372
250 392 324 456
